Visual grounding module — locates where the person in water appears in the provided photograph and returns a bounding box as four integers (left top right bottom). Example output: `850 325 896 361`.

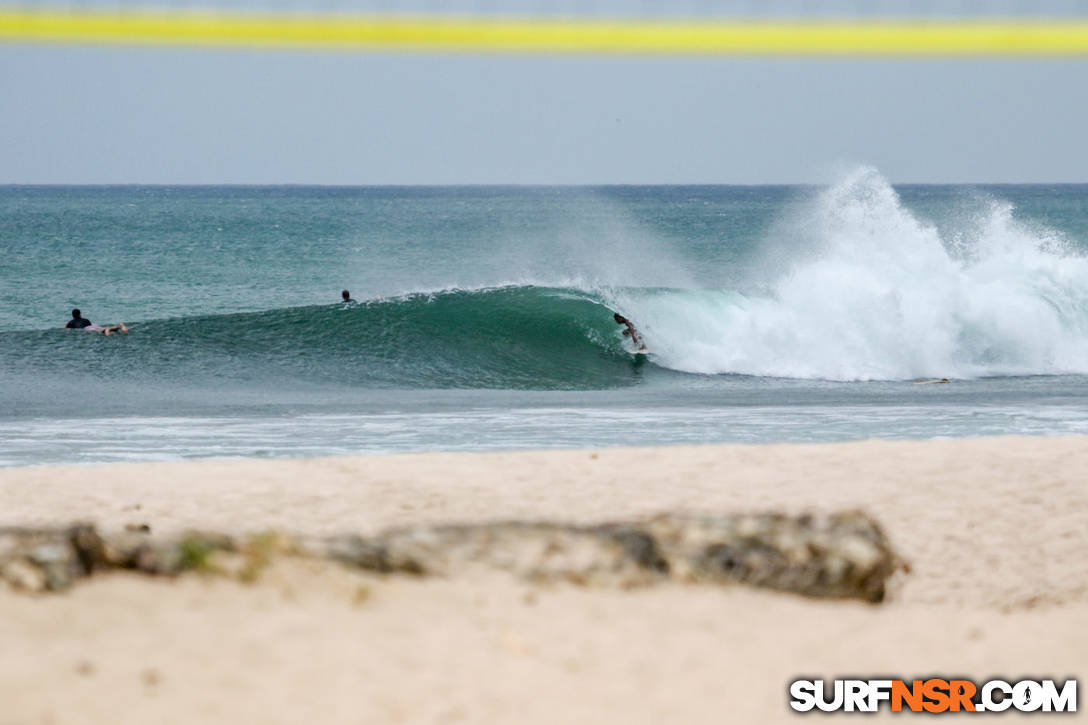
64 309 128 336
341 290 354 303
613 313 646 351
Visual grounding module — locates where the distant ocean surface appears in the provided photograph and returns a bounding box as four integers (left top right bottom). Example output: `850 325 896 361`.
3 168 1088 466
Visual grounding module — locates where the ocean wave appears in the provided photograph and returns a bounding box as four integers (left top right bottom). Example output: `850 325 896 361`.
9 169 1088 388
9 286 653 390
602 168 1088 380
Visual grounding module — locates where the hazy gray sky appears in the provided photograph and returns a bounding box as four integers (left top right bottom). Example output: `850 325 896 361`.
2 43 1086 183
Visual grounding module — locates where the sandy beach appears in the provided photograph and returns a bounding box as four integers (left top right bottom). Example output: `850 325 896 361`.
2 435 1086 723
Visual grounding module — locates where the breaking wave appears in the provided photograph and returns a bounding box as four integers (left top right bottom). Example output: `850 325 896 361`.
10 169 1088 388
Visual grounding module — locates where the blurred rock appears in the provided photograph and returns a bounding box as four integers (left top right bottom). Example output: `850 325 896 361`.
643 511 898 603
0 512 902 602
329 511 900 601
2 558 47 592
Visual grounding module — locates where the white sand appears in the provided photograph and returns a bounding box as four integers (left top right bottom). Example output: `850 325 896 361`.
1 436 1086 723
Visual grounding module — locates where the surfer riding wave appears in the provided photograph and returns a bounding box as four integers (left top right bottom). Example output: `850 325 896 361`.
613 313 646 353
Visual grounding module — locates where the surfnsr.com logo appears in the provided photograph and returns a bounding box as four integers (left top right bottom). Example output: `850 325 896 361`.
789 678 1077 713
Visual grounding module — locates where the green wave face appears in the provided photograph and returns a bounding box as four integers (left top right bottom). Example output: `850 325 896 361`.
11 286 652 391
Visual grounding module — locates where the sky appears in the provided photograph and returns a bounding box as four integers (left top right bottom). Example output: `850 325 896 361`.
2 40 1087 184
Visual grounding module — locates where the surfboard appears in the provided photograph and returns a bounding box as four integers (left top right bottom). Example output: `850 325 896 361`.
913 378 950 385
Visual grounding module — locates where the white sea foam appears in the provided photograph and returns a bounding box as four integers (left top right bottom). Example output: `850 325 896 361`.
606 168 1088 380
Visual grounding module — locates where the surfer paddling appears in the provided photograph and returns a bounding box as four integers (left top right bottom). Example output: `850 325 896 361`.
613 313 647 352
63 309 128 336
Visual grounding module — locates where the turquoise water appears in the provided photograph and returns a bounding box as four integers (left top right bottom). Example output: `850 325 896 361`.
3 169 1088 465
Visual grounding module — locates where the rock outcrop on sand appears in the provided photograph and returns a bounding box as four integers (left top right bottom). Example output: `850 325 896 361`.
0 511 901 603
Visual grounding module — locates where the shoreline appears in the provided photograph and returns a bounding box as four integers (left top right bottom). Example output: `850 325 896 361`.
3 435 1086 723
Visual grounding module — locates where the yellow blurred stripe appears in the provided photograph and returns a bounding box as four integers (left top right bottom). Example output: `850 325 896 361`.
2 8 1088 55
